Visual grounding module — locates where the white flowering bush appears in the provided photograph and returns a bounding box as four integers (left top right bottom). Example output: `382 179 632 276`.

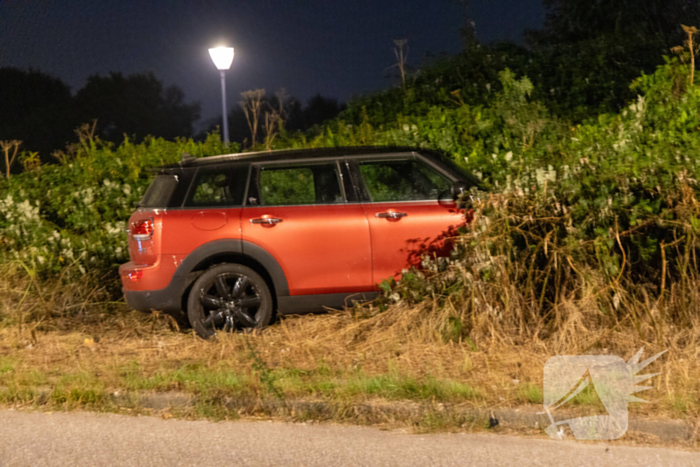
0 134 231 278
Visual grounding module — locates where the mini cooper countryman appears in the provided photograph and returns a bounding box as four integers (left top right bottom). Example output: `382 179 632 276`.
119 147 478 338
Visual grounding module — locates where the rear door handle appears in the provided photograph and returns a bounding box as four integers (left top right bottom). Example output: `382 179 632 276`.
250 217 283 225
375 211 408 219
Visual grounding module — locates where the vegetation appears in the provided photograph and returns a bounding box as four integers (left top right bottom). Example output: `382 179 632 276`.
221 90 346 146
0 267 694 436
0 130 231 278
2 1 700 436
525 0 700 119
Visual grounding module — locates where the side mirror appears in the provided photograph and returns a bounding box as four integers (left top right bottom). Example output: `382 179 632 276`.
451 181 469 201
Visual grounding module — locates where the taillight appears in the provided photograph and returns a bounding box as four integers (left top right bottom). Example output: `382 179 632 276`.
131 218 154 241
127 270 144 282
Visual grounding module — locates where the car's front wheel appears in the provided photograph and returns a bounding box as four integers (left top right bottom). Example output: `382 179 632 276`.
187 263 273 339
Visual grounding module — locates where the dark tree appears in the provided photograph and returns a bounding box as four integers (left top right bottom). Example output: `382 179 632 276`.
534 0 699 45
223 106 254 145
286 94 345 131
203 92 343 145
0 67 76 160
526 0 700 118
75 72 200 143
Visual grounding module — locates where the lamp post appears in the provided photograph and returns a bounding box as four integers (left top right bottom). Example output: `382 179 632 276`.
208 46 235 145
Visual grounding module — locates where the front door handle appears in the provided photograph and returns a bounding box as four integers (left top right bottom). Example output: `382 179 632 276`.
250 217 283 225
375 211 408 219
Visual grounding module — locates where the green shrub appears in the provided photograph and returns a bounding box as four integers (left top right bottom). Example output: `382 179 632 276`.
0 133 234 277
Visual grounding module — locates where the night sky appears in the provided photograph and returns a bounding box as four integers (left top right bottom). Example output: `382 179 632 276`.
0 0 545 128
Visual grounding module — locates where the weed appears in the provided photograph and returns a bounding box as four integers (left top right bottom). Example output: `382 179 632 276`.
518 384 543 404
246 338 287 406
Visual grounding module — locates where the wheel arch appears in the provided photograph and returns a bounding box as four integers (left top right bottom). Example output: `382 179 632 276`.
175 239 289 313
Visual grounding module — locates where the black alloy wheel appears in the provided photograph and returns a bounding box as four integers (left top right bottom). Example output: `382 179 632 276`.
187 263 273 339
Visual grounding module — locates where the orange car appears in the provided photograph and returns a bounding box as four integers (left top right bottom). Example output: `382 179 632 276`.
119 147 477 338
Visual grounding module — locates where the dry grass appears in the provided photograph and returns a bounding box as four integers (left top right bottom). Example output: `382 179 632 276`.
0 263 696 424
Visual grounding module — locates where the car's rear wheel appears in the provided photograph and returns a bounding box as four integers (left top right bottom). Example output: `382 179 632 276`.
187 263 273 339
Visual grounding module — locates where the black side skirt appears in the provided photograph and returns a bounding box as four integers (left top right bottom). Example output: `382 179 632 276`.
125 289 378 316
277 292 378 315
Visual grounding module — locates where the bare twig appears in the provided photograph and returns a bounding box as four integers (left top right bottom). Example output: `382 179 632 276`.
274 88 291 127
387 39 409 92
263 110 280 150
0 140 21 179
239 89 266 147
681 25 698 86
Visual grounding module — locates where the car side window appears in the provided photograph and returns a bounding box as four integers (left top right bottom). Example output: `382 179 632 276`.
257 163 344 206
185 166 248 207
358 159 451 202
141 174 179 208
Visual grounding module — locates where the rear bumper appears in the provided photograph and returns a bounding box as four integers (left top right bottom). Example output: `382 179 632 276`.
119 257 182 292
120 258 188 314
123 288 182 313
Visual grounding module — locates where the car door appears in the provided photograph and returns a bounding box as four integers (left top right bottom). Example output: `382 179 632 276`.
351 155 465 285
241 160 373 296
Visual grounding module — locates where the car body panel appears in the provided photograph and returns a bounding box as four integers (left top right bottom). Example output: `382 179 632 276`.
122 207 243 293
241 204 373 295
159 208 243 255
361 200 464 283
119 255 185 292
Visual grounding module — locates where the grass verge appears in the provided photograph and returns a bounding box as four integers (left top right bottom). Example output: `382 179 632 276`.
0 306 697 440
0 259 697 444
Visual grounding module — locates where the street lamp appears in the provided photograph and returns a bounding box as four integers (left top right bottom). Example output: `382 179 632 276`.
208 46 235 145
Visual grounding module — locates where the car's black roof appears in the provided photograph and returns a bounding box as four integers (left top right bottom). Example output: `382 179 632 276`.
158 145 480 186
163 146 431 167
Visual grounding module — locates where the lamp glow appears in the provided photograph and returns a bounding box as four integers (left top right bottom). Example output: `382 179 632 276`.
208 47 234 70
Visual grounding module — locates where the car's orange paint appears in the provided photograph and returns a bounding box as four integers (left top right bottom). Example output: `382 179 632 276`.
120 158 471 305
119 256 184 291
191 210 228 231
122 201 465 295
241 204 373 295
122 207 243 292
159 209 242 255
361 200 465 284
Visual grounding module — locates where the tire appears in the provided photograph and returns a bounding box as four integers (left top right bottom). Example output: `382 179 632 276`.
187 263 273 339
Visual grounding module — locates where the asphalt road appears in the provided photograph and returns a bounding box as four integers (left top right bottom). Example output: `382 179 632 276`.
0 409 697 466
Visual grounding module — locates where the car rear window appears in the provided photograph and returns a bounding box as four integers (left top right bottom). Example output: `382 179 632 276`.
184 165 249 207
140 174 179 207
